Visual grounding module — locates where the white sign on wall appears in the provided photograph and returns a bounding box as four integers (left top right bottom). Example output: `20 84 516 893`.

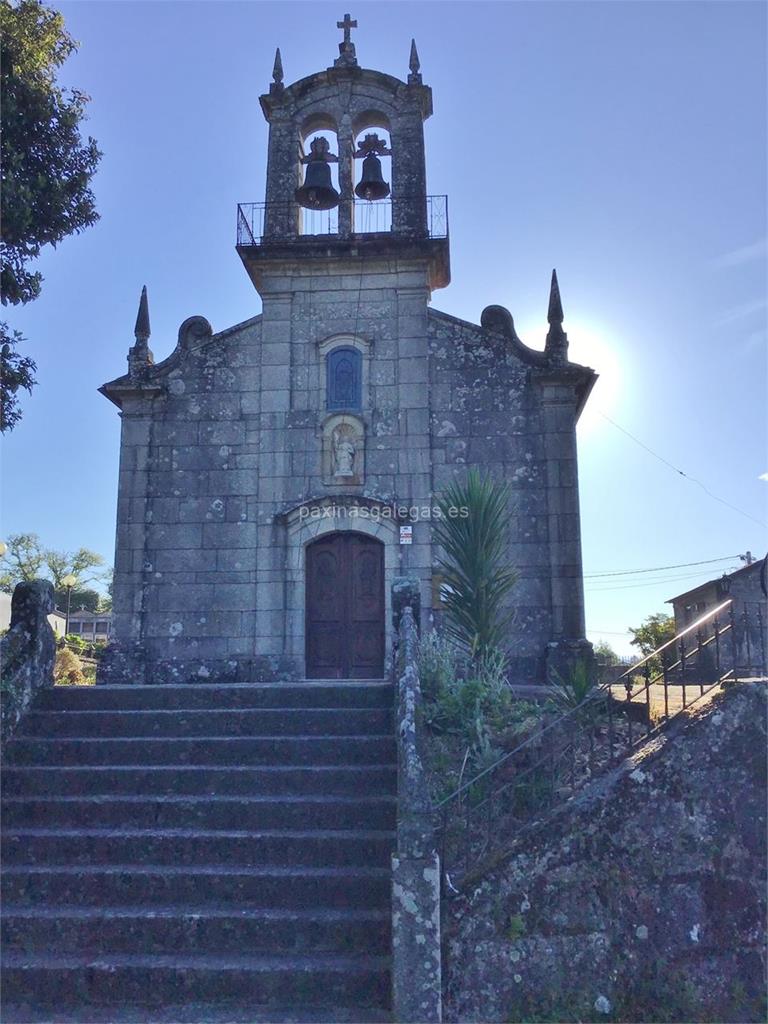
399 525 413 545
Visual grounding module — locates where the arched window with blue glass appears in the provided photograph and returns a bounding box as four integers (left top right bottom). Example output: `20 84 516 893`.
326 346 362 410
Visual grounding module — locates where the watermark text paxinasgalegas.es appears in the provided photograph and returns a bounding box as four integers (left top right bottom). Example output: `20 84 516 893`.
298 503 469 522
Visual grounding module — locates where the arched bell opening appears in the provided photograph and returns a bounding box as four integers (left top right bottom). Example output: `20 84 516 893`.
352 126 392 234
296 128 341 236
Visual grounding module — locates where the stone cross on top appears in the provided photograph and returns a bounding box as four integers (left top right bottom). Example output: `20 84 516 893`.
334 12 358 66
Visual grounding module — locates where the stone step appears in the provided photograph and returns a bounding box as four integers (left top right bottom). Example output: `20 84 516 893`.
0 1002 392 1024
2 795 397 831
4 734 396 767
2 904 391 956
2 827 395 869
0 764 397 799
2 864 390 909
40 682 393 712
19 707 393 738
0 951 391 1012
2 676 399 1021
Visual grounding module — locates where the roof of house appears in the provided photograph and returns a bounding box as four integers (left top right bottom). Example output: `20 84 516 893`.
667 559 765 605
58 609 113 621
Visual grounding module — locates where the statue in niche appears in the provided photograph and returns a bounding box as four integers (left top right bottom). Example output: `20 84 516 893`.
333 432 356 477
323 415 365 486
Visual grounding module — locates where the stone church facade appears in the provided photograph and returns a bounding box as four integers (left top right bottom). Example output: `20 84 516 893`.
100 24 596 685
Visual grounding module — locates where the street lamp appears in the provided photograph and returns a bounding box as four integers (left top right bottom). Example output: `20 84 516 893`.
62 574 78 636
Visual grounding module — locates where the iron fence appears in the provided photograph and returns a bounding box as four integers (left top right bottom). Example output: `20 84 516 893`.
237 195 448 246
435 598 767 893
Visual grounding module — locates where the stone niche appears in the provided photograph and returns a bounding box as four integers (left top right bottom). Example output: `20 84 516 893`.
322 413 365 487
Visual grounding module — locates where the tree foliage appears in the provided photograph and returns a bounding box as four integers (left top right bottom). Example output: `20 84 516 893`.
594 639 620 665
0 322 37 431
0 0 101 305
628 612 676 658
44 543 105 588
0 532 107 609
0 0 101 431
0 531 44 583
432 469 518 660
56 587 100 613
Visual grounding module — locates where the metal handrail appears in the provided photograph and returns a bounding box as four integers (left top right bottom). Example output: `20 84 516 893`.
236 194 449 246
614 599 732 682
435 598 767 890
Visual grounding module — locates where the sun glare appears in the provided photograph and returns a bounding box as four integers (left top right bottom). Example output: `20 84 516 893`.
566 318 624 437
514 316 624 439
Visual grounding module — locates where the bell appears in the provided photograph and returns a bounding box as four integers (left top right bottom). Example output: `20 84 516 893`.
354 153 390 201
295 160 340 211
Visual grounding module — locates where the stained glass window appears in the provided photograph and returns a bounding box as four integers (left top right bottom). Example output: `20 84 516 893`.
327 347 362 410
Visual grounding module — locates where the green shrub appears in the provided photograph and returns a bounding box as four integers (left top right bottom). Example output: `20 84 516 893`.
63 633 87 653
548 659 605 731
420 629 552 804
54 647 86 686
506 913 526 941
468 706 504 778
417 628 461 701
423 675 484 735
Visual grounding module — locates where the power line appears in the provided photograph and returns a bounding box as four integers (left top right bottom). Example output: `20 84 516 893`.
587 566 739 589
586 565 741 593
588 629 633 636
597 412 766 529
584 555 739 579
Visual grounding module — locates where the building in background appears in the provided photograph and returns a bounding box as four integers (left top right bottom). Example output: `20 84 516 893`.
667 555 767 676
66 609 113 643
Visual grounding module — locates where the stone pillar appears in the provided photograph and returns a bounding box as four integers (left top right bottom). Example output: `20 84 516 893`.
392 109 428 237
395 280 432 612
254 290 293 664
392 601 442 1022
102 395 157 683
263 111 299 239
337 115 353 238
537 373 594 682
392 575 421 634
392 850 442 1022
0 580 56 741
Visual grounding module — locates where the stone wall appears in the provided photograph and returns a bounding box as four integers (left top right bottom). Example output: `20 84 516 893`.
427 309 592 680
104 259 439 682
392 598 441 1023
442 682 767 1023
0 580 57 742
103 282 596 684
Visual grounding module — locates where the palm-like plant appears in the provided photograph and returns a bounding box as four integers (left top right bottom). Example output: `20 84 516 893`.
432 469 518 661
549 659 597 713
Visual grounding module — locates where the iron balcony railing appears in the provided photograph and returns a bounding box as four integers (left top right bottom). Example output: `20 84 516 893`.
237 195 448 247
435 598 767 893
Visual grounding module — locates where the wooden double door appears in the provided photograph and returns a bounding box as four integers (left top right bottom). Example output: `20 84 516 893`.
305 533 385 679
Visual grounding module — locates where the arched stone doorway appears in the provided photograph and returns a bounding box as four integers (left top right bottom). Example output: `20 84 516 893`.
282 496 401 678
305 532 385 679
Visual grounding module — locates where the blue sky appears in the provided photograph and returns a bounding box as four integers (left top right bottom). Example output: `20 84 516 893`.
2 0 766 655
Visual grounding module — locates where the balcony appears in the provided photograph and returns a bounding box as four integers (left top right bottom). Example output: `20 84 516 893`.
237 195 448 246
236 195 450 292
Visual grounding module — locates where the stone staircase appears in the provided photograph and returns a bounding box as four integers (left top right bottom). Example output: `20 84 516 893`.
1 680 396 1023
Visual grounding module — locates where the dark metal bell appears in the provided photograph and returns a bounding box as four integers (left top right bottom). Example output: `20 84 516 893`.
354 153 390 201
295 160 340 211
